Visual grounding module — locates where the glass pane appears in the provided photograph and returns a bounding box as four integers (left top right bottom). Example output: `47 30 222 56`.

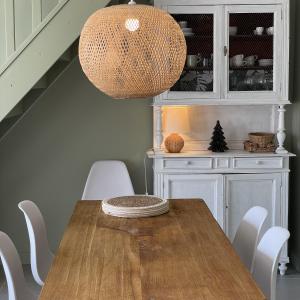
229 13 274 92
170 14 214 92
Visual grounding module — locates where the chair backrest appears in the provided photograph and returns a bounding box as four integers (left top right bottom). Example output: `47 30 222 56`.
18 200 54 286
252 227 290 300
0 231 34 300
82 160 135 200
232 206 268 272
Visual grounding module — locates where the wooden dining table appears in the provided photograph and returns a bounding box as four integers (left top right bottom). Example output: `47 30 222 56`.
39 199 266 300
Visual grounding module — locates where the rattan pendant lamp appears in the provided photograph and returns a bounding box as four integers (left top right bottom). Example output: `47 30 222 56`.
79 0 186 99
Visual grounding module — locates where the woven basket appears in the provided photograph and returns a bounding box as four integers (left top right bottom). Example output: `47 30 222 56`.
79 4 187 99
249 132 275 148
244 140 276 153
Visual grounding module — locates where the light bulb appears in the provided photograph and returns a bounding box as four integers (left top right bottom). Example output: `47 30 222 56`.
125 18 140 32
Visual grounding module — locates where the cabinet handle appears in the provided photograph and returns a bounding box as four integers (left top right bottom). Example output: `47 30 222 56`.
224 46 228 56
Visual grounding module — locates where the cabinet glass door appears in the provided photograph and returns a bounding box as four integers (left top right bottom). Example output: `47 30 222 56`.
225 5 282 100
161 6 221 100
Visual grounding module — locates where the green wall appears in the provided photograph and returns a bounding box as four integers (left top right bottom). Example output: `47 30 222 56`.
0 58 153 260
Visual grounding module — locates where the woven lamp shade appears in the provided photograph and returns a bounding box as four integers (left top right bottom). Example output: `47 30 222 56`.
79 4 186 99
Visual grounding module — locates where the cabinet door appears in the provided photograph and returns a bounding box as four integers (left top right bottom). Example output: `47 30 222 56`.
224 5 282 100
225 173 281 241
159 5 222 101
163 174 224 227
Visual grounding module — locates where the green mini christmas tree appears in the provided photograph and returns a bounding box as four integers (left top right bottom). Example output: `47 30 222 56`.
208 120 229 152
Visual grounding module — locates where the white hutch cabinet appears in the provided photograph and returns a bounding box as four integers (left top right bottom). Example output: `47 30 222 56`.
154 0 289 105
149 0 294 275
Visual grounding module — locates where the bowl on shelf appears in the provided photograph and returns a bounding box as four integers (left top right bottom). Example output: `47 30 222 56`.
183 32 195 37
229 26 238 36
178 21 188 28
182 27 193 33
266 27 274 35
182 27 194 36
258 59 273 67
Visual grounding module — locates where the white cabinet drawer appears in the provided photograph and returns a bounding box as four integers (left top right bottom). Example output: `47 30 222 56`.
163 158 213 169
233 157 283 169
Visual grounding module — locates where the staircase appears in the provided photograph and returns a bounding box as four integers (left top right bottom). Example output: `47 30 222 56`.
0 0 111 138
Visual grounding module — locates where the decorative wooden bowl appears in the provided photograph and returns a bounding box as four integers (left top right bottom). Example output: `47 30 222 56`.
102 195 169 218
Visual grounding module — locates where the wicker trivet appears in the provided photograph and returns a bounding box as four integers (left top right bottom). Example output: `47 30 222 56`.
107 196 163 207
102 195 169 218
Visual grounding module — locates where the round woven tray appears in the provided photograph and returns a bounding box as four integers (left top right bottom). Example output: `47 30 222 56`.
102 195 169 218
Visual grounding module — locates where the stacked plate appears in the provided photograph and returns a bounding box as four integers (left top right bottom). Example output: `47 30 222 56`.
258 59 273 67
182 28 194 37
102 195 169 218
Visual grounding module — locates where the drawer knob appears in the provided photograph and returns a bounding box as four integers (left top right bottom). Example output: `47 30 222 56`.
186 161 192 165
256 160 263 165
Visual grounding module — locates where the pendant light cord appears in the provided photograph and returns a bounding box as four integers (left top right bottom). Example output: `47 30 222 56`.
144 148 155 196
144 151 152 196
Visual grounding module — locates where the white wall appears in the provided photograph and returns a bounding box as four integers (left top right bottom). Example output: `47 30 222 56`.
163 105 277 150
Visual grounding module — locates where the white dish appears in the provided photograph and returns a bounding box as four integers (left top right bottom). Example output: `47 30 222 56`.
102 208 169 218
184 32 195 37
258 59 273 67
103 206 169 215
178 21 188 28
102 207 169 218
266 27 274 35
229 26 238 36
182 27 192 32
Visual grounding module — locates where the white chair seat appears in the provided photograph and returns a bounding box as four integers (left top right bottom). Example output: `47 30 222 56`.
0 231 36 300
252 226 290 300
232 206 268 272
18 200 54 286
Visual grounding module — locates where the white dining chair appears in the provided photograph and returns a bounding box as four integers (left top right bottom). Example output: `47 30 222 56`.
0 231 36 300
252 227 290 300
232 206 268 272
18 200 54 286
82 160 135 200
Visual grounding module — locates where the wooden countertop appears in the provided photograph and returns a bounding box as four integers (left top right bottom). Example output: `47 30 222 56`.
40 199 266 300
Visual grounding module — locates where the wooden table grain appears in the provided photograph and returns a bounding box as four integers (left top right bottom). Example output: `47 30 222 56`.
40 199 266 300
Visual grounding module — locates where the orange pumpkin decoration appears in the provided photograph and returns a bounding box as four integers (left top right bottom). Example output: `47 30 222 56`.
164 133 184 153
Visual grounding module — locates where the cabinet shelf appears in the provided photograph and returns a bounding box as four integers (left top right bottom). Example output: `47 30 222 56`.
229 66 273 71
184 35 213 39
229 34 273 40
183 67 213 71
153 98 291 106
